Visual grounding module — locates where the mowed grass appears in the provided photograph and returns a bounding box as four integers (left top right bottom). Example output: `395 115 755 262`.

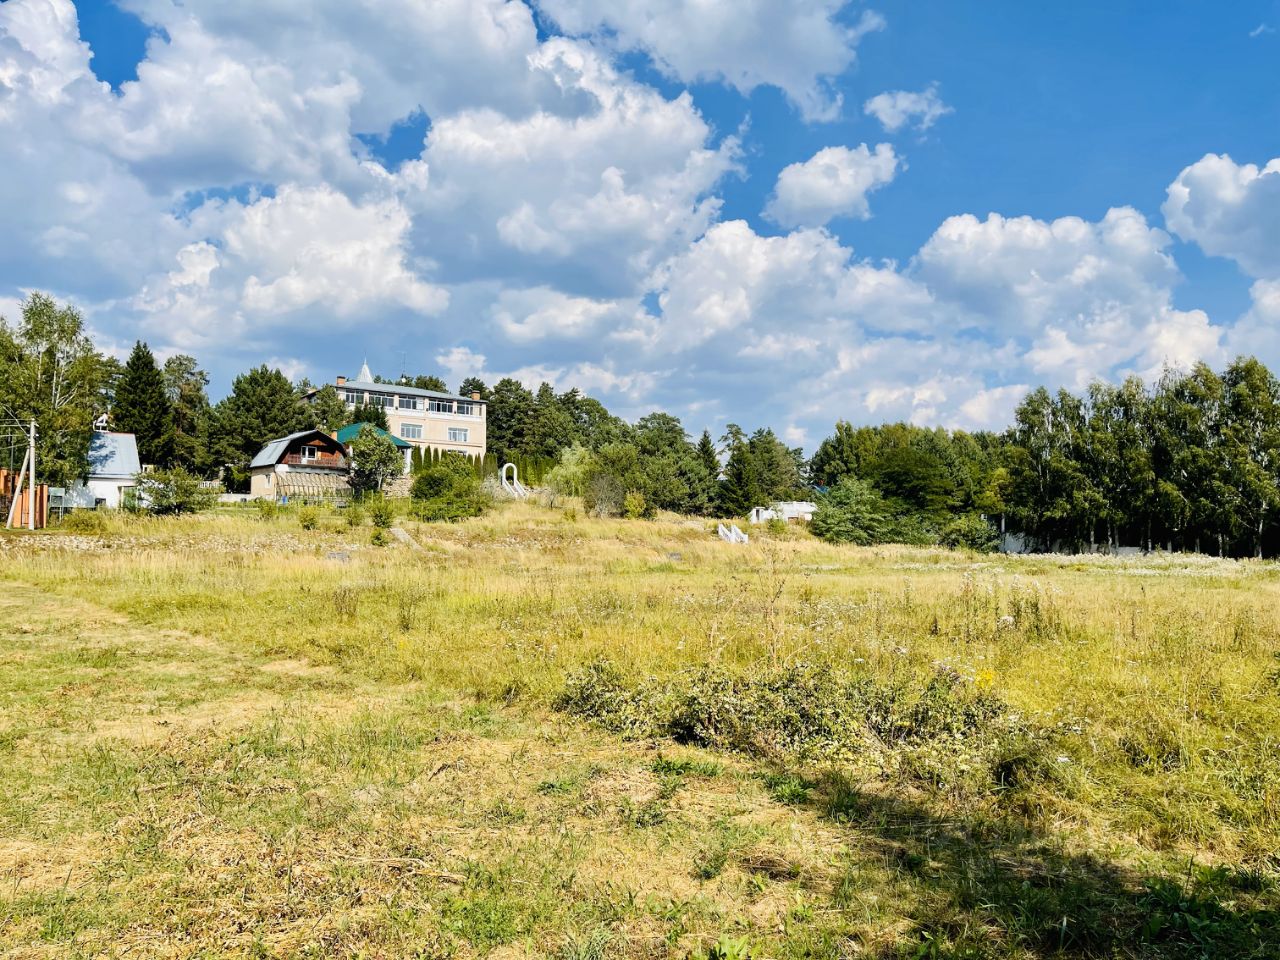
0 502 1277 958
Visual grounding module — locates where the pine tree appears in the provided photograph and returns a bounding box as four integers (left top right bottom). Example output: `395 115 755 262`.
114 341 174 467
162 355 212 474
209 366 310 488
309 384 348 432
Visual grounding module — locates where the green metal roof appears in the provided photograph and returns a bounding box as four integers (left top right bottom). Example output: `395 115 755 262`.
335 422 412 449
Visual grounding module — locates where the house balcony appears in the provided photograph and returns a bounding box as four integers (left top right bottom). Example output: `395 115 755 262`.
282 453 348 470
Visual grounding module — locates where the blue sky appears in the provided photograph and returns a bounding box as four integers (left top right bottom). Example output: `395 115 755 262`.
3 0 1279 449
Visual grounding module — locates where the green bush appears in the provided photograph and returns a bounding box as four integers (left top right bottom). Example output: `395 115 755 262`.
370 527 390 547
297 506 319 530
345 504 365 527
940 513 1001 553
410 454 490 522
255 498 278 521
136 467 220 515
368 497 395 529
623 490 648 520
60 510 107 534
810 477 891 544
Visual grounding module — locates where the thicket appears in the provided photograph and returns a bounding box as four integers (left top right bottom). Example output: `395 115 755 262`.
410 451 491 521
555 660 1060 799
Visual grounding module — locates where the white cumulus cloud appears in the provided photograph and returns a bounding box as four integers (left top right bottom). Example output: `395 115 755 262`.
764 143 899 228
535 0 885 121
863 83 952 133
1163 153 1280 279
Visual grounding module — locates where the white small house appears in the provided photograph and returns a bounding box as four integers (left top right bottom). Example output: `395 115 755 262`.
65 431 140 509
748 501 817 524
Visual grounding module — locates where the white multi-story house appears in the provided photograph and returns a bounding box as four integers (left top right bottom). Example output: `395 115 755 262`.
331 363 487 460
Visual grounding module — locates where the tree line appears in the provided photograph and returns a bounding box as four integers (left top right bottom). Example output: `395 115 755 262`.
6 293 1280 556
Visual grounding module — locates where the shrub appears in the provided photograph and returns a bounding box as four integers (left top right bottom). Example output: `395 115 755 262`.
810 477 891 545
411 455 490 522
940 513 1001 553
765 517 787 537
370 527 390 547
583 472 624 518
623 490 648 520
60 510 107 534
345 504 365 527
136 467 219 515
297 506 319 530
255 498 278 521
555 660 1058 798
368 497 395 529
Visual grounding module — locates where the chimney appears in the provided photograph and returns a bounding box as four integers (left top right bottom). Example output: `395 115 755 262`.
471 392 481 401
336 375 346 386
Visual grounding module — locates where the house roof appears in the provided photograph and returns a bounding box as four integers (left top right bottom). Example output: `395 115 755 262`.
339 378 487 404
87 431 140 479
335 422 411 449
249 430 338 470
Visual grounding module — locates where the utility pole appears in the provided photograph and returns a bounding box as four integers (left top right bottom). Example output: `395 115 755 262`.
27 418 36 531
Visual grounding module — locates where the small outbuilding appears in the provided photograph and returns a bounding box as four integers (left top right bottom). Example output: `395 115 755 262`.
748 501 817 525
65 431 141 509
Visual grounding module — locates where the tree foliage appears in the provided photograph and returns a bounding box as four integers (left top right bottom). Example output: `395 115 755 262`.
137 466 219 515
114 341 174 467
210 366 310 490
0 293 113 487
163 355 213 475
348 425 403 494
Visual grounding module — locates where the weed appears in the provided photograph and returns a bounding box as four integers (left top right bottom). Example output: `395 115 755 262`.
761 771 813 805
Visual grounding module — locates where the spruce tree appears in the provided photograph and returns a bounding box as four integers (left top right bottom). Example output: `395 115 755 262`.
114 341 174 466
696 430 719 479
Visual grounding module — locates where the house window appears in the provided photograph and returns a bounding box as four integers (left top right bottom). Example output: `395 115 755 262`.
401 423 423 440
448 427 469 443
397 396 422 411
300 445 319 461
341 390 361 405
456 401 477 416
369 393 394 408
428 398 454 414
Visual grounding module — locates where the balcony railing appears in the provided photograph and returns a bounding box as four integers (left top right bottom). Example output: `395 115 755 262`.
283 453 348 469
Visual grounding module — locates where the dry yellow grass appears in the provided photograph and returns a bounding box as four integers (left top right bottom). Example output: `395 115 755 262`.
0 501 1277 958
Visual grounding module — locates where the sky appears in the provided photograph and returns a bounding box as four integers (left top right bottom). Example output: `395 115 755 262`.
1 0 1279 451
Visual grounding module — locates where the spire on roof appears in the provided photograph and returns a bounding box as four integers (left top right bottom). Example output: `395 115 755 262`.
357 359 373 382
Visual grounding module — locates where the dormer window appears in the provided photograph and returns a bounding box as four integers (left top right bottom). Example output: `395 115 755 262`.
301 445 319 461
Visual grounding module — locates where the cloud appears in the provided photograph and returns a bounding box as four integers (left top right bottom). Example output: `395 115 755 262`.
1249 24 1274 38
535 0 885 121
863 83 952 133
398 39 738 299
1163 153 1280 279
489 286 643 341
764 143 899 228
133 185 445 350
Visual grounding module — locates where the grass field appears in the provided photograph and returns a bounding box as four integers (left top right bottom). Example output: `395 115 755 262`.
1 502 1277 958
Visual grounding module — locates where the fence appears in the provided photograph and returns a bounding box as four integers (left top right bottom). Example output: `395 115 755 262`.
0 468 49 529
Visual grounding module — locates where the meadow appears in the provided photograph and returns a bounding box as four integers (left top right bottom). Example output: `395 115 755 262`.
0 502 1277 959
